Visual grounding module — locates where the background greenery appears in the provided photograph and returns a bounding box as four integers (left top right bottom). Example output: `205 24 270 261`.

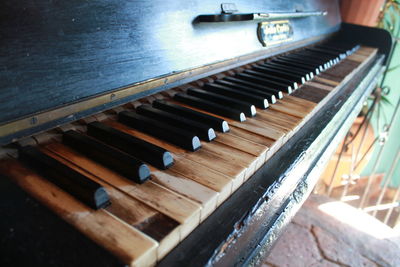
361 2 400 187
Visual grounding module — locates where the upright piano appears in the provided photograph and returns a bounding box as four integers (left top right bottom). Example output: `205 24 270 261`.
0 0 392 266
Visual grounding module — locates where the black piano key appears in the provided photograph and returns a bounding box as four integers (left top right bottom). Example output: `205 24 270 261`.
203 83 269 109
252 65 306 84
352 44 361 52
278 52 331 67
262 60 315 75
261 62 314 79
152 100 230 133
18 145 110 210
173 93 246 122
333 57 340 64
329 42 359 50
315 44 350 55
187 88 257 117
352 45 361 52
223 76 283 99
294 50 338 63
283 53 330 66
293 51 336 67
276 56 325 71
295 48 337 58
281 54 330 69
87 121 174 170
63 130 151 184
305 47 342 58
269 59 320 75
136 104 216 142
325 42 359 54
214 79 277 103
306 47 347 60
235 72 293 94
119 110 202 151
243 69 298 89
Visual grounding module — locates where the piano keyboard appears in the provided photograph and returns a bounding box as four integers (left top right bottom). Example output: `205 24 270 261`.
0 43 378 266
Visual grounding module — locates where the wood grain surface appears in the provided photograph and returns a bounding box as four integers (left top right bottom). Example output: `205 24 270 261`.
0 159 158 267
0 0 341 140
0 44 379 266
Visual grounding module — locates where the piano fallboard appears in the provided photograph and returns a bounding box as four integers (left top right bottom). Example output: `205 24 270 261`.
0 0 344 145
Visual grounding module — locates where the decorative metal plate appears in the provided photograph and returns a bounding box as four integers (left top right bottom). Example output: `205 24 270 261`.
257 20 293 47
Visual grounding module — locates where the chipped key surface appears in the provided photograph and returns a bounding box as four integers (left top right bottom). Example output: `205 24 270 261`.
45 143 201 227
0 159 158 267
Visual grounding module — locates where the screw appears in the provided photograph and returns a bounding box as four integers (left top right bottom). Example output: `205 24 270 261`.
30 117 38 125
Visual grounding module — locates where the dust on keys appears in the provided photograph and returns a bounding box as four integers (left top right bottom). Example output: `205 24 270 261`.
0 45 377 266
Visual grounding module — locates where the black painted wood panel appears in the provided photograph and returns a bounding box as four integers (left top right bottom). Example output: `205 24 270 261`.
0 0 340 125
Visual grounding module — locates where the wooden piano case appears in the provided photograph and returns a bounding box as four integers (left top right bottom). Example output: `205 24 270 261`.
0 0 392 266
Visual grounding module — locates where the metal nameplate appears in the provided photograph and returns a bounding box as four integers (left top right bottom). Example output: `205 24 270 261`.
257 20 293 47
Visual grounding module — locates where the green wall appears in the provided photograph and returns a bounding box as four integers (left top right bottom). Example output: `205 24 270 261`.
361 36 400 187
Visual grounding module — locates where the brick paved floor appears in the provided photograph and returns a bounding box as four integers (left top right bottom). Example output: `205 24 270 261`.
261 194 400 267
